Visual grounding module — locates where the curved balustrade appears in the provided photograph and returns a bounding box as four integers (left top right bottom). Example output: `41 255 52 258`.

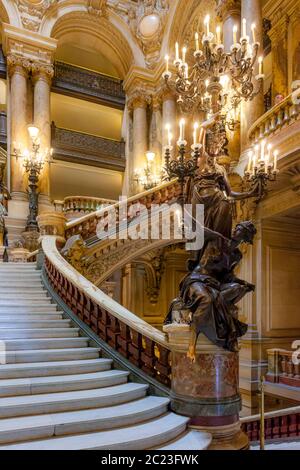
248 90 300 143
266 348 300 388
42 236 171 387
54 196 116 220
65 179 180 241
241 405 300 442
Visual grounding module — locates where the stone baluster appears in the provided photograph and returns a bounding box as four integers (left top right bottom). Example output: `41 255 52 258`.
32 63 54 211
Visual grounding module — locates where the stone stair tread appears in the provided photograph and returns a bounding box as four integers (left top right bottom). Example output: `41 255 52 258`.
0 396 170 444
0 328 80 339
0 320 71 328
0 315 63 321
0 358 112 378
0 347 101 364
156 430 212 450
0 383 148 418
1 337 89 350
0 370 129 396
0 413 188 450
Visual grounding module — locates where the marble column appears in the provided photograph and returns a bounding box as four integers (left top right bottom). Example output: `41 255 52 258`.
128 93 149 194
268 15 289 103
240 0 264 151
32 63 54 210
7 55 30 202
150 95 162 171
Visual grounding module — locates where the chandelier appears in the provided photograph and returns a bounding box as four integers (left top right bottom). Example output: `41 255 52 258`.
162 15 264 126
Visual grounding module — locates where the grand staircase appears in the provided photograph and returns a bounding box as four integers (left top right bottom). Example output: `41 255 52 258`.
0 262 211 450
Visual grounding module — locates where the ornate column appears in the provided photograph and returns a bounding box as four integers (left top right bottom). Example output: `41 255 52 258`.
162 89 176 155
127 91 150 194
150 95 162 171
7 55 30 203
268 15 289 102
32 63 54 210
240 0 264 152
217 0 241 53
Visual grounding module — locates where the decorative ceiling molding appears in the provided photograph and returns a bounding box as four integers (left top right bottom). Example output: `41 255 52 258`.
15 0 58 32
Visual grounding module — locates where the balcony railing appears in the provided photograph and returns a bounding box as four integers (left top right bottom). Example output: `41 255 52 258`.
51 123 126 172
248 90 300 143
52 61 125 109
266 348 300 388
54 195 116 220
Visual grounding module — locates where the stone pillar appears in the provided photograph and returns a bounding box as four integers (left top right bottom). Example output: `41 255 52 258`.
240 0 264 152
164 324 249 450
32 63 54 211
290 9 300 84
268 15 289 103
7 55 30 203
150 95 162 172
127 92 149 194
162 90 176 149
217 0 241 53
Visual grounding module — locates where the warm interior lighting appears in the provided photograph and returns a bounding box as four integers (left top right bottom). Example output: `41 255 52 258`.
27 125 40 141
146 151 155 162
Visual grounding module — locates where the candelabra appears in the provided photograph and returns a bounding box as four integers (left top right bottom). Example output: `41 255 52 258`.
12 125 53 230
133 151 160 191
164 119 201 204
162 15 264 135
244 139 279 200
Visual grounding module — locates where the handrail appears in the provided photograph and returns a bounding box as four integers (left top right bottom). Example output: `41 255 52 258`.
42 236 168 348
248 89 300 142
27 249 39 260
241 405 300 423
63 195 116 205
66 179 178 231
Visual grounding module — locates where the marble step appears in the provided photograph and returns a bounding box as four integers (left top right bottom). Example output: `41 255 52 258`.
0 300 54 306
0 286 46 291
0 319 71 329
0 370 129 397
0 413 188 450
1 337 90 351
0 358 112 379
0 328 80 339
0 273 42 279
0 383 148 418
0 346 101 364
156 430 212 450
0 396 169 444
0 305 59 313
0 314 64 321
0 293 49 299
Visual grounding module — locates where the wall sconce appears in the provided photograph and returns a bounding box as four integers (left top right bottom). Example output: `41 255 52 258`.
12 125 53 231
133 150 160 191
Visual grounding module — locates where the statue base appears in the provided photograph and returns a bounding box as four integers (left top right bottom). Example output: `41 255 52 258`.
163 323 249 450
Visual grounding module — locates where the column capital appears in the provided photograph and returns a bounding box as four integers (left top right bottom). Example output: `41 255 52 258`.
127 90 151 111
31 62 54 84
7 53 31 78
159 85 176 102
151 94 162 111
216 0 241 21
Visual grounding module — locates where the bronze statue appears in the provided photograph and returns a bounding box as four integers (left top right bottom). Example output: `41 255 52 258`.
166 117 260 361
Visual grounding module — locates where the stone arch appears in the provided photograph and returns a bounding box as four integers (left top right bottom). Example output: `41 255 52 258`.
0 0 20 27
41 9 144 78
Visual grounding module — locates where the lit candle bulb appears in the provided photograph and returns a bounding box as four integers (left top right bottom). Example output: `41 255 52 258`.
216 25 221 44
233 25 238 44
179 118 185 141
273 150 278 171
195 32 199 51
182 47 187 64
193 122 199 145
247 150 253 172
258 56 263 75
175 42 179 61
184 64 189 79
165 54 169 73
204 14 210 36
251 23 256 43
242 18 247 37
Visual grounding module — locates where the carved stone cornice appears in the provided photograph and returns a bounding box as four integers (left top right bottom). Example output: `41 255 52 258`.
87 0 108 17
216 0 241 21
6 53 31 78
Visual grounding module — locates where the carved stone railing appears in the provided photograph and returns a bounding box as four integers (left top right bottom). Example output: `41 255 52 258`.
54 196 116 220
241 406 300 442
65 179 180 242
51 123 126 171
52 61 125 109
266 348 300 388
42 236 171 387
248 90 300 143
